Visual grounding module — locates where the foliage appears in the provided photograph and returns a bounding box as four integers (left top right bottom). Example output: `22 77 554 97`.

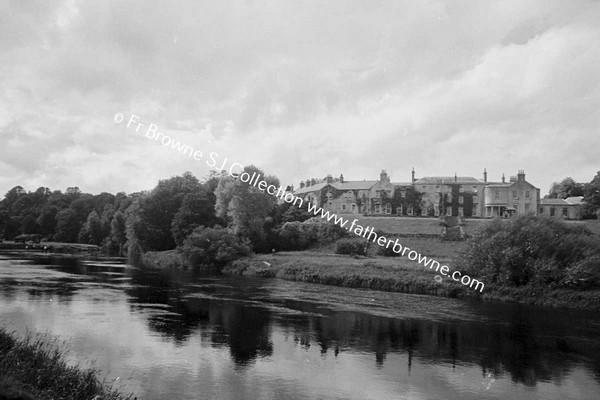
215 165 279 252
548 177 584 199
181 226 251 272
458 214 600 289
0 328 133 400
335 237 368 256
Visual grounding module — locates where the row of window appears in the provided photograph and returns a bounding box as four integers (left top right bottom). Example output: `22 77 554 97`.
540 207 569 217
495 190 532 199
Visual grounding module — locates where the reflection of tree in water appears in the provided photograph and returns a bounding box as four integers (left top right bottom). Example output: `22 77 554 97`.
125 268 600 386
288 308 595 387
126 268 273 366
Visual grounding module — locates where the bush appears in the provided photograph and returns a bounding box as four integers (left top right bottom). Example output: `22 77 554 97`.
335 238 368 256
457 215 600 288
181 226 251 272
276 221 314 251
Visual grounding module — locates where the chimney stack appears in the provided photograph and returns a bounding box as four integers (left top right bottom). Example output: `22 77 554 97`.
502 173 505 183
411 167 415 183
340 174 344 183
483 168 487 183
517 170 525 182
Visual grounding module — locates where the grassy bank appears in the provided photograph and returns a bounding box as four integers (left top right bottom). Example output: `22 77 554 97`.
0 328 132 400
222 251 600 310
223 251 470 298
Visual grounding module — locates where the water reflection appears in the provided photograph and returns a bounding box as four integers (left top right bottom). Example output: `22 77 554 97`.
1 252 600 399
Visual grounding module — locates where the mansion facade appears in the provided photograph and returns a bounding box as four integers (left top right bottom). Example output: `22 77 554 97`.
293 169 542 219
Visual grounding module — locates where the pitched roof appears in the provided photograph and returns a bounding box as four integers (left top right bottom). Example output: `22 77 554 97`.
333 181 377 190
293 180 378 195
414 176 485 185
540 198 568 205
565 196 584 205
391 182 413 186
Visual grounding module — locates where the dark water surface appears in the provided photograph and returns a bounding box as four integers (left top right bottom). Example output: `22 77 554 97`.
1 252 600 400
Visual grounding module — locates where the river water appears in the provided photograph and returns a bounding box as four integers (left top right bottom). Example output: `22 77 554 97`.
1 251 600 400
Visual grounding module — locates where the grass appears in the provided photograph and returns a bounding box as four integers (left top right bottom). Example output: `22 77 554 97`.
223 248 471 298
0 328 133 400
338 215 489 236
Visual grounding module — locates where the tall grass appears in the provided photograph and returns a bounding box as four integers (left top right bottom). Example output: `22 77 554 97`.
0 328 134 400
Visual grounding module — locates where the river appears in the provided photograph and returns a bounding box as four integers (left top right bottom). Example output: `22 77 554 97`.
1 251 600 400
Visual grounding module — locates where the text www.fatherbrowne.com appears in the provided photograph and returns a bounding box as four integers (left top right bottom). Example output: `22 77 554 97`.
115 112 484 293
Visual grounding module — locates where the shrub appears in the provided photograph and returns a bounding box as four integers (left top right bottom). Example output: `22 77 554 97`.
181 226 251 272
276 221 314 251
457 215 600 288
335 238 368 256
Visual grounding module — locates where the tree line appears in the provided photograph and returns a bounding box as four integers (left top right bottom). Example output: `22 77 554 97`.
0 166 346 268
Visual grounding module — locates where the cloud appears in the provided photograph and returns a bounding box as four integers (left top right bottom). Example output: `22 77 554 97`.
0 0 599 196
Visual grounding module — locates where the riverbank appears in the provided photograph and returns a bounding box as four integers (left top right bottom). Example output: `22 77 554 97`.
221 251 600 310
0 328 132 400
139 235 600 310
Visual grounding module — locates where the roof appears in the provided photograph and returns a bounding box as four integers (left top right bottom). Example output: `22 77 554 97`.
540 198 568 205
332 181 378 190
293 180 378 195
485 183 513 188
414 177 486 185
391 182 413 186
565 196 584 205
540 196 584 206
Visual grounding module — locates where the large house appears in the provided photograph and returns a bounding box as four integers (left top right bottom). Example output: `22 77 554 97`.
293 168 541 218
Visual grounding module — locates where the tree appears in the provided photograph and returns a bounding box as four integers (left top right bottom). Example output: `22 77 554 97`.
214 165 280 252
109 211 127 256
125 172 203 252
171 191 216 246
54 209 81 243
181 226 251 272
79 211 104 245
36 206 58 237
547 177 584 199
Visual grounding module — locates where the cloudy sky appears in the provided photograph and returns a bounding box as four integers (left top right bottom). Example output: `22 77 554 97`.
1 0 599 197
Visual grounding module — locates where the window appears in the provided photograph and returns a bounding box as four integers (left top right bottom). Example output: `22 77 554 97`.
495 191 499 199
458 196 463 204
563 207 568 217
375 190 380 197
435 185 440 189
473 207 477 217
550 207 555 216
525 203 530 212
540 207 544 214
459 185 464 192
525 191 531 199
473 196 478 204
458 208 464 217
472 186 477 189
512 190 518 199
401 190 406 197
341 204 347 211
385 204 392 214
407 205 413 215
351 203 356 212
396 205 402 215
375 204 381 213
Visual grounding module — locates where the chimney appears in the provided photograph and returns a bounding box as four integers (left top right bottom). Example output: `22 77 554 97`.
310 178 316 186
380 169 389 182
411 167 415 183
340 174 344 183
454 172 457 182
483 168 487 183
517 170 525 182
290 184 294 192
326 174 333 184
502 173 505 183
299 181 305 189
509 175 517 183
